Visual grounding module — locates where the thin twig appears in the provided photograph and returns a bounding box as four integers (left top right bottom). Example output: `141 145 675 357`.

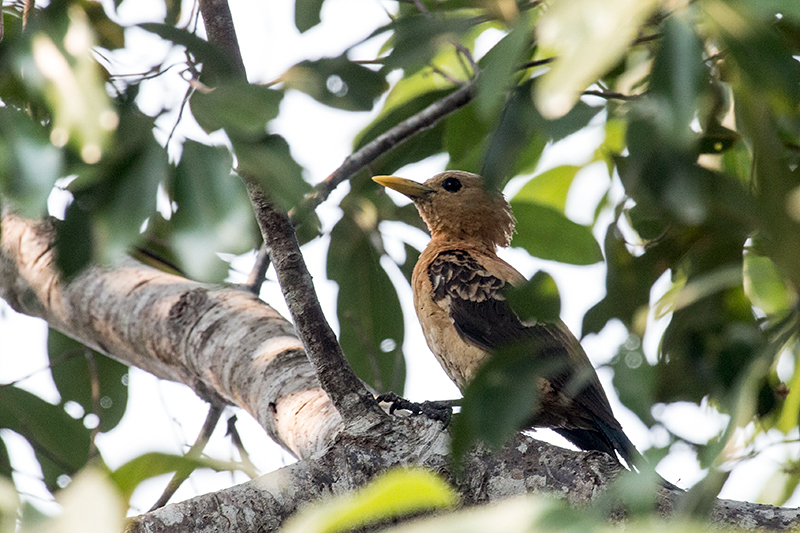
245 245 271 295
165 75 195 151
149 403 224 511
291 80 476 218
22 0 32 28
107 64 180 81
582 89 641 101
410 0 430 16
633 33 661 45
0 348 83 388
225 415 257 478
519 57 556 70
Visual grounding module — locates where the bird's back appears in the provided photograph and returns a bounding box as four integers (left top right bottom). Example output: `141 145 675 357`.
412 241 637 465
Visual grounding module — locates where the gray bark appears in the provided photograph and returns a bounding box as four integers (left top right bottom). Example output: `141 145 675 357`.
2 212 799 532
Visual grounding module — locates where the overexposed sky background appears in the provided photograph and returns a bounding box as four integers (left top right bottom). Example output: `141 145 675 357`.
1 0 798 518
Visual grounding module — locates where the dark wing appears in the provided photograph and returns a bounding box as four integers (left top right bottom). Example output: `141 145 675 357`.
429 250 638 465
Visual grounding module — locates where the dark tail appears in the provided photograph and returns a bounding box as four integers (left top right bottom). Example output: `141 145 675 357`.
555 422 681 491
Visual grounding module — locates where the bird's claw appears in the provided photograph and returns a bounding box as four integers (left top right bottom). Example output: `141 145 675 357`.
376 392 453 425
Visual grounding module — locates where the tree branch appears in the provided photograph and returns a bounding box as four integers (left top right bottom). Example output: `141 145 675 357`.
245 184 387 428
128 427 800 532
0 212 341 459
197 0 384 427
294 81 476 217
197 0 246 78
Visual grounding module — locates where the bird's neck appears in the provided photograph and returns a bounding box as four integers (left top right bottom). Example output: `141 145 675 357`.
427 234 500 257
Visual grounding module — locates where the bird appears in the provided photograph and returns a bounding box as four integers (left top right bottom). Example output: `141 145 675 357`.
373 170 668 481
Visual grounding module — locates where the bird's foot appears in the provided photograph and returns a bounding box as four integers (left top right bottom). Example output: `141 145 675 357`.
376 392 455 425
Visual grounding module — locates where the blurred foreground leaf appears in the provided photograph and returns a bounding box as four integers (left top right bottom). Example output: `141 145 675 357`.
282 468 458 533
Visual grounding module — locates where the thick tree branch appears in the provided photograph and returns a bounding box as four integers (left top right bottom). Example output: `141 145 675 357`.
246 184 387 428
3 213 797 532
128 427 800 532
0 212 341 459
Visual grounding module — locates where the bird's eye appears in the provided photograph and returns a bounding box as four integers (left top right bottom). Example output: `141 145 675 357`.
441 177 462 193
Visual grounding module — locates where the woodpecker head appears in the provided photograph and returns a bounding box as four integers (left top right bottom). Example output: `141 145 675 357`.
373 170 515 249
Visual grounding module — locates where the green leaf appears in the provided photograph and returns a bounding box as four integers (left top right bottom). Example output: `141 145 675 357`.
506 271 561 324
698 122 740 155
233 134 310 211
582 224 670 336
82 1 126 50
750 1 800 20
535 0 659 118
111 452 246 501
481 80 600 189
756 460 800 506
776 355 800 433
648 15 708 149
474 19 533 121
163 0 182 26
328 211 406 393
379 13 475 74
69 107 168 265
54 200 94 278
170 140 256 281
0 92 63 219
0 386 91 492
190 82 283 138
660 284 763 409
282 468 458 533
511 165 581 214
610 336 658 426
48 329 129 433
281 56 389 111
444 102 490 173
703 0 800 113
480 87 546 189
743 252 797 316
452 337 568 460
510 201 602 265
0 475 18 533
0 437 12 481
295 0 326 32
